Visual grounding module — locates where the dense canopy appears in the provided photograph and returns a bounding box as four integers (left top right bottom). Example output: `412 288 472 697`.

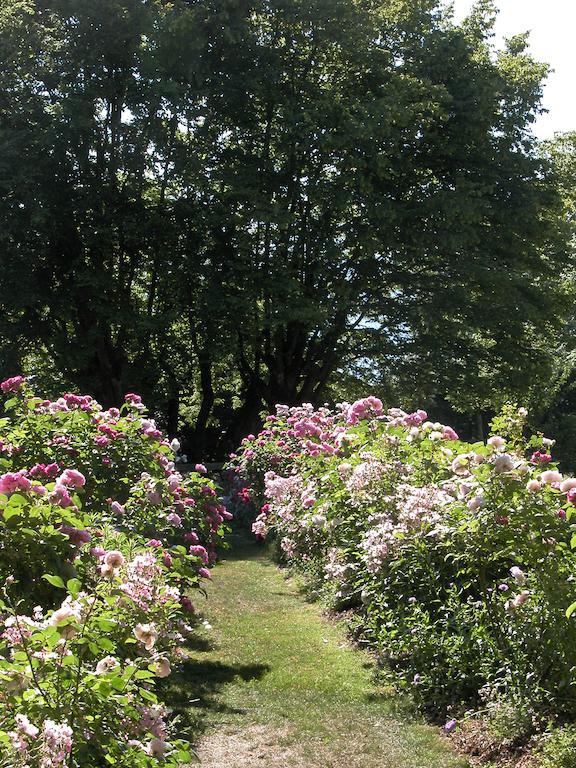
0 0 571 456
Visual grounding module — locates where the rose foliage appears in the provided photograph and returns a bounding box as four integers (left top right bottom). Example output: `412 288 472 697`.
228 398 576 735
0 376 231 766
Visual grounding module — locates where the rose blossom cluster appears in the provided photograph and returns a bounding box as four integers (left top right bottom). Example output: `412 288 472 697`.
7 718 74 767
0 584 186 765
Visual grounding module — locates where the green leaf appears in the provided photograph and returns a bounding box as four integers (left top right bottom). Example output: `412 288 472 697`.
567 602 576 619
66 578 82 598
43 574 66 589
135 669 155 680
2 508 21 523
139 688 157 702
8 493 27 507
110 676 126 691
96 619 117 631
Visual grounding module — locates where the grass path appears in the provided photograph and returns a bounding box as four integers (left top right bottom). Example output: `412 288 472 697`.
165 533 469 767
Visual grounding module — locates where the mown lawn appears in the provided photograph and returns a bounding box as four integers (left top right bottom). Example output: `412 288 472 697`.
162 532 469 767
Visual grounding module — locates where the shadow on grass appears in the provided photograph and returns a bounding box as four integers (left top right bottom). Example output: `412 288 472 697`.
217 528 267 561
185 633 215 653
159 656 270 741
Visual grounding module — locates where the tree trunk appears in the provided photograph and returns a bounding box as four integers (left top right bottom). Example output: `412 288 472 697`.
94 337 124 407
193 353 215 459
167 395 180 439
476 412 484 442
219 383 264 457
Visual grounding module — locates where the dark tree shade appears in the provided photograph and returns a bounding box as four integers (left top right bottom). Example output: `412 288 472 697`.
0 0 570 454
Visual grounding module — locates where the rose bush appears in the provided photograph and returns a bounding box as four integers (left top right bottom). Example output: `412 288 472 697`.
0 377 230 765
0 576 195 767
0 379 230 605
229 399 576 737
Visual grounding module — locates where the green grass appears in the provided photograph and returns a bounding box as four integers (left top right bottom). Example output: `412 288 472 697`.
163 532 469 767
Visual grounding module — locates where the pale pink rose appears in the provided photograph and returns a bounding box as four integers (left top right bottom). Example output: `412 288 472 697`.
540 470 563 485
167 475 181 491
50 605 75 625
110 501 125 515
560 478 576 493
513 590 530 607
167 512 182 527
510 566 526 586
155 658 171 678
147 739 169 757
487 435 506 449
50 605 78 639
526 479 541 492
104 550 125 569
442 426 459 440
493 454 514 473
95 656 119 675
451 455 470 476
134 623 158 651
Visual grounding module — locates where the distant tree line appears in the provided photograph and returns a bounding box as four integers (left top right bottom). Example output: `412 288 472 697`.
0 0 574 458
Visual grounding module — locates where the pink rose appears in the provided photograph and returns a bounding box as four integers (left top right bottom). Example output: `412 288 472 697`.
0 471 31 495
110 501 125 515
189 545 209 564
58 469 86 488
0 376 25 393
167 512 182 527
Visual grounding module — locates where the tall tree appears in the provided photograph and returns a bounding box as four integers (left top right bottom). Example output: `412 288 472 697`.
0 0 570 455
186 0 568 445
0 0 207 405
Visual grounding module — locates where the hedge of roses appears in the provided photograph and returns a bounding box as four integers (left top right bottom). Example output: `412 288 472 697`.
0 376 231 767
228 399 576 741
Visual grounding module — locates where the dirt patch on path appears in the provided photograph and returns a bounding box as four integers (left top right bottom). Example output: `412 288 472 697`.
197 725 304 767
